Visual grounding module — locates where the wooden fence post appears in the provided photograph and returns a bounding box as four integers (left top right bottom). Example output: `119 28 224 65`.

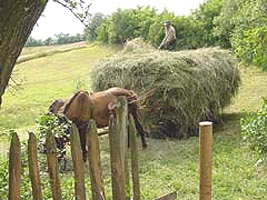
46 130 62 200
28 132 43 200
87 119 106 200
70 123 86 200
109 97 128 200
129 114 140 200
199 121 213 200
155 191 178 200
8 132 21 200
125 151 130 200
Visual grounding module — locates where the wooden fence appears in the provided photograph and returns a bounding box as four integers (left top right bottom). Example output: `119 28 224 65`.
8 97 213 200
8 97 142 200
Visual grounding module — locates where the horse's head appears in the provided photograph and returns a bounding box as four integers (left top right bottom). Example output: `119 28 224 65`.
49 99 65 114
63 91 91 123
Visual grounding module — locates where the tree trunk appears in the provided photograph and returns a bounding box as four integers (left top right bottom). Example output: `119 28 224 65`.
0 0 48 106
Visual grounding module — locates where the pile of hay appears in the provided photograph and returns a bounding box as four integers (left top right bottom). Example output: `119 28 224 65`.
90 40 241 138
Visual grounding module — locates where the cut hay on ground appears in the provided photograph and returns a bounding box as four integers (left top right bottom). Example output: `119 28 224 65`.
90 40 241 138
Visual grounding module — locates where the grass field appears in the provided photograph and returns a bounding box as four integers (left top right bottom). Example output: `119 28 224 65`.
1 42 267 199
0 42 119 132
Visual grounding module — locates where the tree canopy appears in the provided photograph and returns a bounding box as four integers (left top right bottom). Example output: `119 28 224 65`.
84 0 267 71
85 1 225 49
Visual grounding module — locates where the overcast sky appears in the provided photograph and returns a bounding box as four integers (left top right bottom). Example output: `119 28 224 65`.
31 0 205 39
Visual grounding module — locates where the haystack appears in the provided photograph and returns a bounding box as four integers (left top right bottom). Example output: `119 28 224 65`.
90 40 240 138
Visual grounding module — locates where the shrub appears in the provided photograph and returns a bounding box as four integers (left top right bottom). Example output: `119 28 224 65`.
241 97 267 159
0 157 8 198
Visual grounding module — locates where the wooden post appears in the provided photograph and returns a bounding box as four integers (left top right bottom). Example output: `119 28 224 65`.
199 121 213 200
155 191 178 200
125 152 130 200
46 130 62 200
87 120 106 200
129 115 140 200
109 97 128 200
28 132 43 200
8 132 21 200
70 123 86 200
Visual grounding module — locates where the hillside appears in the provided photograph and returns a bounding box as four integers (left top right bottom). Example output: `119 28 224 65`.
0 42 120 131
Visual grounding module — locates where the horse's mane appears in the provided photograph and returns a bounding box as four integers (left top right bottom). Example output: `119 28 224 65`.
63 91 82 115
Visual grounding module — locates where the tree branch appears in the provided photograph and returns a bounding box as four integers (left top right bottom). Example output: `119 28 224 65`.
53 0 92 28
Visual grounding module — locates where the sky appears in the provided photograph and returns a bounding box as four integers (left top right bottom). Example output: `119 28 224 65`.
31 0 205 40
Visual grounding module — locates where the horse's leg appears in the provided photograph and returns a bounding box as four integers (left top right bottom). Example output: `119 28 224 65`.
128 103 148 149
75 121 88 162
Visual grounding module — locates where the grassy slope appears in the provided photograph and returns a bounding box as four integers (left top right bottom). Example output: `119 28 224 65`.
1 43 267 199
0 42 119 131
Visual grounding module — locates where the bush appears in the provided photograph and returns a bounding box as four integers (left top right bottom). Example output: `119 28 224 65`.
241 97 267 159
0 157 8 198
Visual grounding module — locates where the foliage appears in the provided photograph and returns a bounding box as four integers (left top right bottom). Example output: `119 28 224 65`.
87 0 267 70
213 0 242 48
96 20 110 43
192 0 226 47
25 36 44 47
241 97 267 159
54 0 92 26
231 0 267 70
25 33 84 47
97 7 158 44
146 9 176 47
216 0 267 70
169 16 205 50
55 33 84 45
0 157 8 197
35 113 70 149
232 26 267 70
84 12 107 41
94 1 226 49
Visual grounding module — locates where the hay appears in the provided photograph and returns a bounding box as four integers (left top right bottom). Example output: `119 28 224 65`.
90 40 241 138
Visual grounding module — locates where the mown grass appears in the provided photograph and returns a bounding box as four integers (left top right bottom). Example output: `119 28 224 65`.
1 43 267 199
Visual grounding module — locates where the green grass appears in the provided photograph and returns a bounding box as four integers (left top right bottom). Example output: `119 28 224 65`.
224 66 267 113
1 43 267 199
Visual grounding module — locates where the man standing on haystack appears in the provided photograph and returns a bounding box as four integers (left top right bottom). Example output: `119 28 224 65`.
158 20 177 51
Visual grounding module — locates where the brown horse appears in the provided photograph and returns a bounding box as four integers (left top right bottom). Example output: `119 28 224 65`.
49 87 148 161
